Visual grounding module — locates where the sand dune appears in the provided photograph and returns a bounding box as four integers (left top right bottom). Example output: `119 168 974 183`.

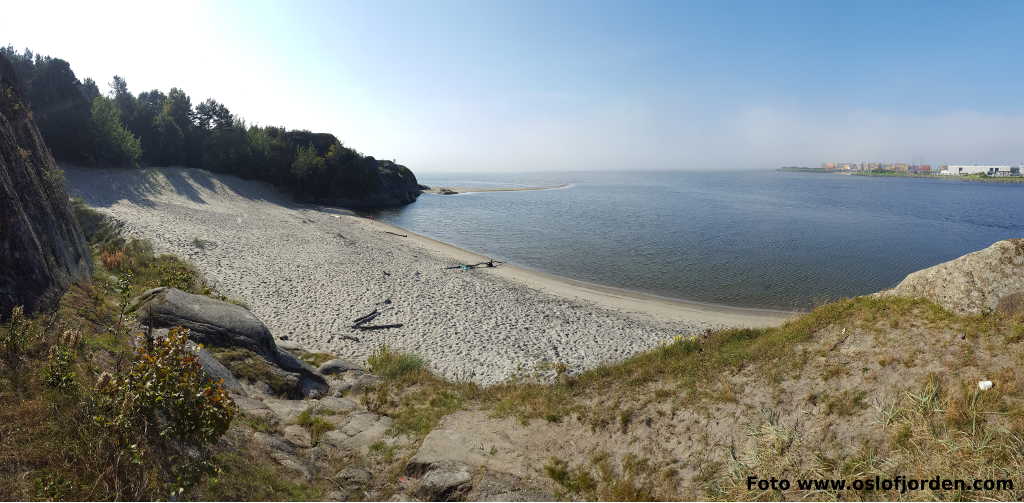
63 166 790 384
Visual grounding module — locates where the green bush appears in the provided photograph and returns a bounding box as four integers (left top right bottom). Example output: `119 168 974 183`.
91 327 236 496
93 327 235 448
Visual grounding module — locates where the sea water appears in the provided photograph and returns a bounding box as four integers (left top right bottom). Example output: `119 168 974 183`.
368 171 1024 310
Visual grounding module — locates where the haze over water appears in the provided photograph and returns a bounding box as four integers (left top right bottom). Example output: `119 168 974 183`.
370 171 1024 310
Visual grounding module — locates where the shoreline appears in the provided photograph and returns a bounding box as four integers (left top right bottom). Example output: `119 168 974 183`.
422 183 571 195
63 165 794 383
364 217 795 328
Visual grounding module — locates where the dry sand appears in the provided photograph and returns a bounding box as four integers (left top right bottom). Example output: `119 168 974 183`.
64 166 792 384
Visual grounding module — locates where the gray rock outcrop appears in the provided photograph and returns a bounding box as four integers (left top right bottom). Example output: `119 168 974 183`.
879 239 1024 315
317 159 423 208
134 287 327 397
0 54 91 315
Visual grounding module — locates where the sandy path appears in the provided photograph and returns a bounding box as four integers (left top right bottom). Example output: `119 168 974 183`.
63 166 791 384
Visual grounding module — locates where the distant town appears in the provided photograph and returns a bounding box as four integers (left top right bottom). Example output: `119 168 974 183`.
779 162 1023 177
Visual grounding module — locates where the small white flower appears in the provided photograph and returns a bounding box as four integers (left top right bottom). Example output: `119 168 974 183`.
978 380 993 391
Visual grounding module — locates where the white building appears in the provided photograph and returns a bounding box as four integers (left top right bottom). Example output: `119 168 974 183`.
941 165 1019 176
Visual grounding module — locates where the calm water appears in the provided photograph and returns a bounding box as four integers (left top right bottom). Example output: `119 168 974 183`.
367 171 1024 310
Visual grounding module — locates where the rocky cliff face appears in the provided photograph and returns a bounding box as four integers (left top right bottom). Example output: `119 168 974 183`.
0 55 91 315
879 239 1024 315
325 159 424 209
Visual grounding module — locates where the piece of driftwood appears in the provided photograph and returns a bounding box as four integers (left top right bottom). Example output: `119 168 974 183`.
352 310 380 328
444 259 505 271
355 323 404 331
383 231 408 237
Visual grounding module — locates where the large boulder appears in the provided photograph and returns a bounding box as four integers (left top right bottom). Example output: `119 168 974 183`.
134 287 327 397
879 239 1024 315
133 287 275 355
0 54 91 315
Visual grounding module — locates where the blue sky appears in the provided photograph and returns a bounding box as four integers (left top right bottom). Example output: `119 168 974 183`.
4 1 1024 171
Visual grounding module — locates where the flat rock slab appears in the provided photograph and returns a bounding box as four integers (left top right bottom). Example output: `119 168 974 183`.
321 412 392 452
283 424 313 448
316 396 359 413
263 398 312 422
408 422 524 478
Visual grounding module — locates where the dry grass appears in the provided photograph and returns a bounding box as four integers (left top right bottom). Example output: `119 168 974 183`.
294 405 336 444
545 451 676 501
715 373 1024 501
363 295 1024 500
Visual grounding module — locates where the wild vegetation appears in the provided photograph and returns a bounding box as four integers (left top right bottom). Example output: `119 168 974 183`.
6 203 1024 500
355 295 1024 500
0 203 320 500
0 47 416 202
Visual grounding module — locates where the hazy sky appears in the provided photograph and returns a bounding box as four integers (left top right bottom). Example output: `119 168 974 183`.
4 1 1024 172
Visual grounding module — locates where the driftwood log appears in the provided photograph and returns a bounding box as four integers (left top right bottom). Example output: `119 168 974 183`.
355 323 404 331
352 310 380 328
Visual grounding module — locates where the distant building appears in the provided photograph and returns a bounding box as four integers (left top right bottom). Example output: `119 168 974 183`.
942 165 1019 176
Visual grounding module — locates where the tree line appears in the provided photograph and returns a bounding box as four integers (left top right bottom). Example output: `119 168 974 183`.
0 47 417 202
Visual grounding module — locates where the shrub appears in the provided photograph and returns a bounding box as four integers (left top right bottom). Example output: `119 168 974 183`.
43 337 77 392
1 305 38 390
99 249 127 270
92 327 236 495
153 258 200 291
94 327 235 447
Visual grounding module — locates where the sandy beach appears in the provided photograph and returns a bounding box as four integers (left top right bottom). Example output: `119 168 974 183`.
64 166 792 384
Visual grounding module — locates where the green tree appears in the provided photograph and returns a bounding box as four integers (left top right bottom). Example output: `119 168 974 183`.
291 143 325 197
91 96 142 167
132 89 165 164
81 77 100 102
109 75 136 127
